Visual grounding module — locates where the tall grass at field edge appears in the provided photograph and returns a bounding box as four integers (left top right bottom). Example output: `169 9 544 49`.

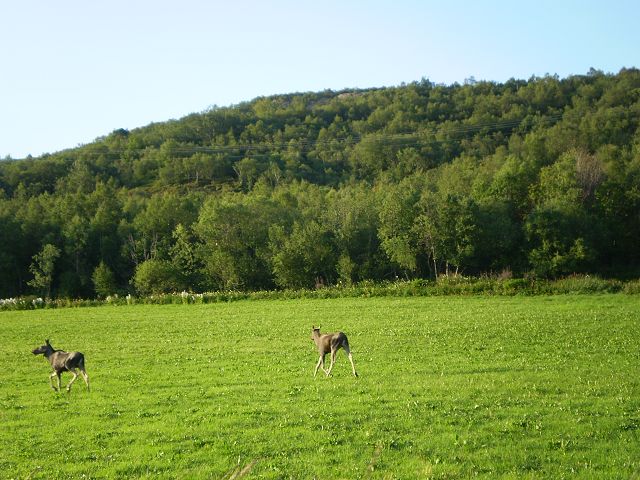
1 275 636 311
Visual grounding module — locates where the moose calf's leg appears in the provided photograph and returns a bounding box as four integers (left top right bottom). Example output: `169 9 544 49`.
342 344 358 377
314 356 324 378
66 369 79 392
49 372 58 391
348 353 358 377
80 370 90 391
326 350 338 376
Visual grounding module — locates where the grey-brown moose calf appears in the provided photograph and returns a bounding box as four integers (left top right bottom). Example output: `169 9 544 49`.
311 327 358 377
32 339 90 393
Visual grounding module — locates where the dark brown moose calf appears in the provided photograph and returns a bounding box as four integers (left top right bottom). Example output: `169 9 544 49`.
311 327 358 378
32 339 90 393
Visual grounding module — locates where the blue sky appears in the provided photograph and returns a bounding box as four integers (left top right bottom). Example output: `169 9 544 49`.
1 0 639 159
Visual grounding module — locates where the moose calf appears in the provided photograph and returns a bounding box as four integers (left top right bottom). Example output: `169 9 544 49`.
32 339 90 393
311 327 358 377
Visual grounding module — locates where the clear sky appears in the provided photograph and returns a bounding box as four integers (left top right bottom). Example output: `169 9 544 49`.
1 0 639 159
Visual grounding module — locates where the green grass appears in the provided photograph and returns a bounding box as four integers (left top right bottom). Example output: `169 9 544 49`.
1 295 639 478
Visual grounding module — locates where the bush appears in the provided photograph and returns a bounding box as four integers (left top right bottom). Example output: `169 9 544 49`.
133 259 186 295
92 261 118 298
623 280 640 295
550 275 623 294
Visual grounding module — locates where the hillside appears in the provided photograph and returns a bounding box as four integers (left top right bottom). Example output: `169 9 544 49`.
1 69 639 298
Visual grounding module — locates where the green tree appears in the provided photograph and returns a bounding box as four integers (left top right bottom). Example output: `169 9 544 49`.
195 194 284 290
473 200 523 273
27 243 61 297
525 208 592 277
182 153 232 185
233 157 262 190
595 147 640 272
270 221 337 289
125 192 200 265
90 181 123 267
133 259 185 295
169 224 201 289
92 261 117 298
62 214 90 277
525 150 598 276
414 193 479 277
378 179 421 276
323 184 386 282
0 207 22 297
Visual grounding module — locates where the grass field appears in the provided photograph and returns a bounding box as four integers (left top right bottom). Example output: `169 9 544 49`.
1 295 639 479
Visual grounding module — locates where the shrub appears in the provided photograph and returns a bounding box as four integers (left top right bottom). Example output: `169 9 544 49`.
551 275 623 294
623 280 640 295
133 259 186 295
92 261 118 298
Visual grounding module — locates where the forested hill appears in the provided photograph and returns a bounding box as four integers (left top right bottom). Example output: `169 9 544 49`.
1 68 639 299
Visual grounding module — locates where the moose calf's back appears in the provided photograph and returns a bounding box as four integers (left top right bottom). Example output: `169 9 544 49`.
51 351 84 371
315 331 348 354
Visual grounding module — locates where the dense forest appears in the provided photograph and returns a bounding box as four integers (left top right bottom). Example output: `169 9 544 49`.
1 68 639 299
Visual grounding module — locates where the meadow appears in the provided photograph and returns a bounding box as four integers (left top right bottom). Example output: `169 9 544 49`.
1 295 639 479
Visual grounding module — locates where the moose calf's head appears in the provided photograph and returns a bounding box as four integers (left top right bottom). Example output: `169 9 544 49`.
32 339 52 355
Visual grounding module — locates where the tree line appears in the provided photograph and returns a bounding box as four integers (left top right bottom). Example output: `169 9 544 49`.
1 68 639 298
